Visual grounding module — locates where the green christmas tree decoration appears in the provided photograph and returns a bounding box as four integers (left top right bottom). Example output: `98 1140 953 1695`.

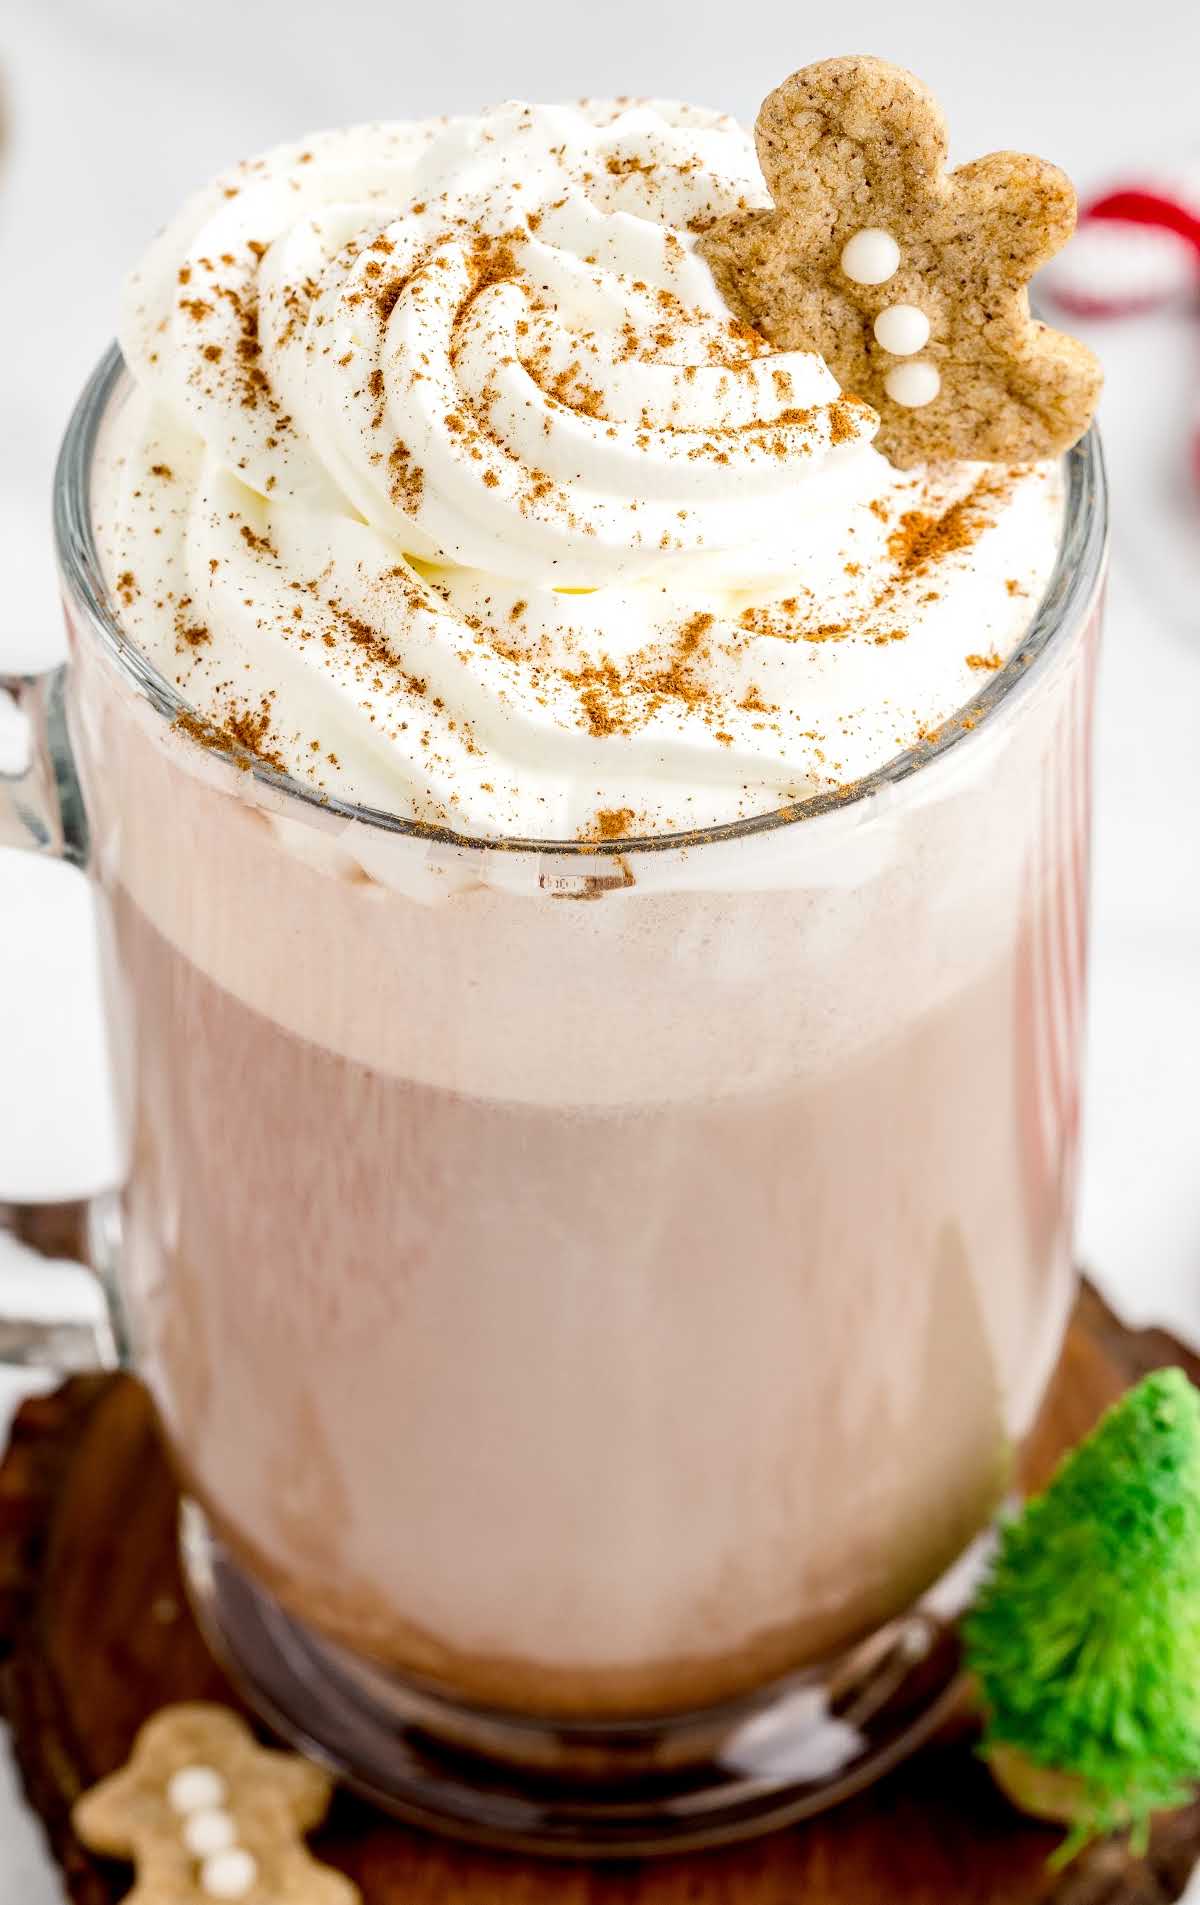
964 1366 1200 1864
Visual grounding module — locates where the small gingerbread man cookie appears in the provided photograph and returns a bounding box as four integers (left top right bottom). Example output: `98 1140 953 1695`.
72 1703 359 1903
700 56 1102 466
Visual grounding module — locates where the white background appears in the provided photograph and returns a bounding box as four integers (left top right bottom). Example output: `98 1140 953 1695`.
2 0 1200 1894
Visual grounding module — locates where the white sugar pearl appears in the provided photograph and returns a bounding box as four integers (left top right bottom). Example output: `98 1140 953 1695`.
182 1808 237 1858
840 229 900 286
873 304 930 356
166 1766 227 1815
884 361 942 408
200 1847 258 1900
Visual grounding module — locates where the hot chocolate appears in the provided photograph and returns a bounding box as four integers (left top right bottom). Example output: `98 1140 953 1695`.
70 562 1092 1720
60 69 1104 1843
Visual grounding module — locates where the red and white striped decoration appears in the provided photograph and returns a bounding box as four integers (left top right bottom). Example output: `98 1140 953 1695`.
1045 185 1200 318
1041 176 1200 489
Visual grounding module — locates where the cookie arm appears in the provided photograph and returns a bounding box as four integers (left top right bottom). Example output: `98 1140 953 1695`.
266 1749 338 1832
953 152 1079 276
72 1768 141 1857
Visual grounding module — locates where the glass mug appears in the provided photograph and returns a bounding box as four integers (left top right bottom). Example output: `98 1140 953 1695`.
0 344 1107 1855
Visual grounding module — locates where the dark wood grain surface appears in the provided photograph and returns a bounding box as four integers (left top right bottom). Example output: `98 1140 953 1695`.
1 1282 1197 1904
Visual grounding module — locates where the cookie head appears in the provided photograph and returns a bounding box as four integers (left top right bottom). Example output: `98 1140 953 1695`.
701 56 1102 465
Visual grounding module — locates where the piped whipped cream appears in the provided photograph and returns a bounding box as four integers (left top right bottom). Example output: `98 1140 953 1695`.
96 99 1065 838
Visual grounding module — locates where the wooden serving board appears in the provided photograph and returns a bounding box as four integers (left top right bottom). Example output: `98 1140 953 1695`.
2 1281 1198 1905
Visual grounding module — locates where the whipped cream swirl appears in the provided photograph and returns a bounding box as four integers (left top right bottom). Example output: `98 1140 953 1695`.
125 102 874 588
99 101 1064 837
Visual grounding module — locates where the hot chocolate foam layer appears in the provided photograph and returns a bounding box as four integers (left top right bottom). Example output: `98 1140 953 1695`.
74 604 1080 1109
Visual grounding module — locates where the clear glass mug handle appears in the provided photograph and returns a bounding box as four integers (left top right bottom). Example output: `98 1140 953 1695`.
0 666 123 1371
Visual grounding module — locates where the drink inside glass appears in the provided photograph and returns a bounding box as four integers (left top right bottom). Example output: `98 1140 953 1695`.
45 87 1105 1854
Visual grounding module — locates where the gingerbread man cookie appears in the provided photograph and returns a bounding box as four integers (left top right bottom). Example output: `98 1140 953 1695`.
700 56 1102 466
72 1704 359 1903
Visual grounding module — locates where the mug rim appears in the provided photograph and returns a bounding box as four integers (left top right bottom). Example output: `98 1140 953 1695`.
53 343 1109 861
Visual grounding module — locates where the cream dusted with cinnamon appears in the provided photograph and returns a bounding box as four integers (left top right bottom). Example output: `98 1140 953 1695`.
96 97 1064 839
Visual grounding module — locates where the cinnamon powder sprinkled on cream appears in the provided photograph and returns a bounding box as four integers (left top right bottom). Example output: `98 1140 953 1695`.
103 101 1065 839
887 474 1014 577
591 806 636 838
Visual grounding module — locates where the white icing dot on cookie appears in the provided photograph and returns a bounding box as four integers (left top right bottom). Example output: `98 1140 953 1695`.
200 1846 259 1900
840 229 900 285
873 304 930 356
166 1766 228 1815
884 361 942 408
182 1808 237 1857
